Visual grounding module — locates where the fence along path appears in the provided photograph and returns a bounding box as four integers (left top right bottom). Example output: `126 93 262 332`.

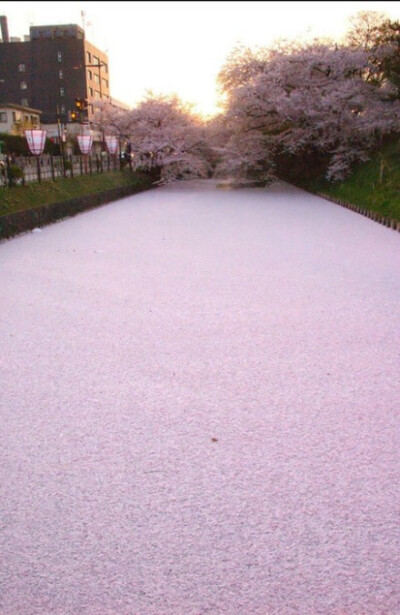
1 152 129 186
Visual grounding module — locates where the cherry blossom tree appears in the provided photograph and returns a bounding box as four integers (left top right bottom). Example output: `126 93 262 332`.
345 12 400 93
207 109 277 184
94 12 399 186
92 100 132 156
121 94 212 183
345 11 389 51
216 32 400 182
377 19 400 94
93 100 130 136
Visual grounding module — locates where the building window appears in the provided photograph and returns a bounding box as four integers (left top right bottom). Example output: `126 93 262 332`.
103 63 108 73
0 111 7 122
89 87 93 97
102 78 108 89
87 69 92 80
18 63 26 72
20 81 27 90
13 111 22 122
60 87 65 97
94 73 100 84
21 98 29 106
86 51 91 63
59 69 63 79
57 51 62 62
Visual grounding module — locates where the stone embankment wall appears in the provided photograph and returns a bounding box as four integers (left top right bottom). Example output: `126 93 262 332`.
286 180 400 233
0 183 152 241
315 191 400 232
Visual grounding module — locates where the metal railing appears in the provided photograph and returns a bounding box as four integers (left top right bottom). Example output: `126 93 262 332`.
1 153 132 187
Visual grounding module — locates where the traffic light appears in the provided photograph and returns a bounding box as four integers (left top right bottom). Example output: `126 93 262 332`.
75 98 88 110
70 110 79 122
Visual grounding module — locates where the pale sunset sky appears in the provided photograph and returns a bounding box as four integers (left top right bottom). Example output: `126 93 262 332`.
1 1 399 116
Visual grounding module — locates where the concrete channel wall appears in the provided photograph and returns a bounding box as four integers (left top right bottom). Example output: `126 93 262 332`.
2 179 399 241
314 190 400 232
289 181 400 232
0 182 153 241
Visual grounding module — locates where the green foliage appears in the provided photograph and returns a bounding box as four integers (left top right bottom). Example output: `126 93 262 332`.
43 139 60 155
300 138 400 221
378 20 400 93
0 133 30 156
7 165 24 186
276 148 330 184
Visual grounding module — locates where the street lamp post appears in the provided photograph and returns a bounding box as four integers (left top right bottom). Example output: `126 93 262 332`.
73 60 107 103
25 129 47 182
56 105 67 176
105 135 118 170
73 60 108 150
88 60 107 100
77 134 93 174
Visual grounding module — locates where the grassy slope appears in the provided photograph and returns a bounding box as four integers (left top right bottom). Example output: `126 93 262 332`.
0 170 152 217
301 141 400 222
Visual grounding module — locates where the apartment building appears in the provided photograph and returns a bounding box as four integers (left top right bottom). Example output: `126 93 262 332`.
0 102 41 134
0 17 110 125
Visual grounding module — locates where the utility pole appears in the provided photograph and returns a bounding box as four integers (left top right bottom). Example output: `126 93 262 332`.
56 105 66 176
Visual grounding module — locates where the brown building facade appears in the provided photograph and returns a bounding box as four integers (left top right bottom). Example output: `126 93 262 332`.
0 21 110 124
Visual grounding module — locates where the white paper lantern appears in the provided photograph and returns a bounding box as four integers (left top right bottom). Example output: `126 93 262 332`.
25 129 47 155
105 136 118 155
77 134 93 155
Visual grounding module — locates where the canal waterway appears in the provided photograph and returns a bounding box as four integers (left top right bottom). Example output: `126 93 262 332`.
1 180 399 614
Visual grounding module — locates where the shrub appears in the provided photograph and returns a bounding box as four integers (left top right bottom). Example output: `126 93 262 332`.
7 164 24 186
0 133 30 156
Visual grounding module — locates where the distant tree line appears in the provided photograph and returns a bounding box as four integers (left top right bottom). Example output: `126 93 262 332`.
95 11 400 184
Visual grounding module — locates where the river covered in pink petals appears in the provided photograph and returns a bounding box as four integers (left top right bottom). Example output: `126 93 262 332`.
1 180 399 614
